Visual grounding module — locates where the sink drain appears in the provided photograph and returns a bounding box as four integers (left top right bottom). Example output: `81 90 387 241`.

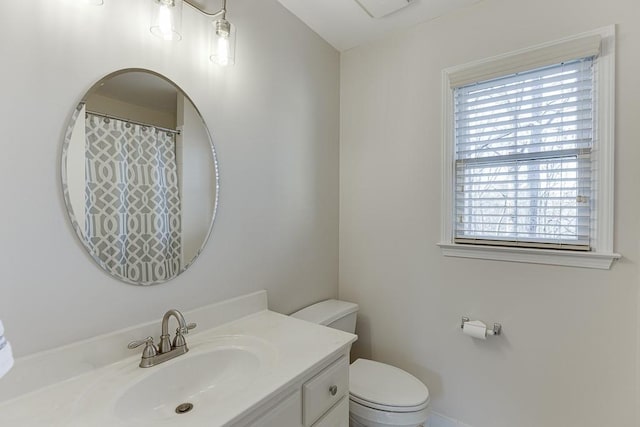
175 403 194 414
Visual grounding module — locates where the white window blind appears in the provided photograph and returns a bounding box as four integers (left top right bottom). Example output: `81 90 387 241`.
453 58 595 250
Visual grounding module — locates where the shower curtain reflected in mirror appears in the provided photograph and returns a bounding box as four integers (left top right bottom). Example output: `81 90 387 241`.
84 113 182 283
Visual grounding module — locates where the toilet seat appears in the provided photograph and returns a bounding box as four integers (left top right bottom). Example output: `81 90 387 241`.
349 359 430 413
350 394 429 413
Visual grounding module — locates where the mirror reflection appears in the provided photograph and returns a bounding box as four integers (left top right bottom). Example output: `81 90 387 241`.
62 69 218 285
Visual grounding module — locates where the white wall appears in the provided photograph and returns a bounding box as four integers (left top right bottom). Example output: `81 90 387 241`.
339 1 640 427
0 0 340 357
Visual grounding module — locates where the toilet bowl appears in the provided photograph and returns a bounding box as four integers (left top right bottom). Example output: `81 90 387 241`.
290 300 430 427
349 358 429 427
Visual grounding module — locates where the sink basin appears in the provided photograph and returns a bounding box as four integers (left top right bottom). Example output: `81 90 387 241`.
116 346 261 421
72 335 277 426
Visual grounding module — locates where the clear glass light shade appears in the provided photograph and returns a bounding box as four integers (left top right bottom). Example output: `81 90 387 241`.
150 0 183 41
210 19 236 66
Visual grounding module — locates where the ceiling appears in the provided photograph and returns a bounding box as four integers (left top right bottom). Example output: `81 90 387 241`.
277 0 482 51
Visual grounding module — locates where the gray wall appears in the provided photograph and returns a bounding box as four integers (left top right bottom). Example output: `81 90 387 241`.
0 0 340 357
339 0 639 426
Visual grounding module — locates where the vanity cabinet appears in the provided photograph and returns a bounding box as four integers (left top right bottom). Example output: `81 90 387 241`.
245 354 350 427
251 391 302 426
311 397 348 427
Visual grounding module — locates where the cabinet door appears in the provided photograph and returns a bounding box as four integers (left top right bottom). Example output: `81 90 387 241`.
250 390 303 427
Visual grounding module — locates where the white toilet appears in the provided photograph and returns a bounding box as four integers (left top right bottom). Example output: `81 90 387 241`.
291 300 430 427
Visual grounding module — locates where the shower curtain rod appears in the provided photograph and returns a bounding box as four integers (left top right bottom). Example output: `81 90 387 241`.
83 106 181 135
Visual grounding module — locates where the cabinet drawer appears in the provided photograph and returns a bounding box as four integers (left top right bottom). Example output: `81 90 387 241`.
312 396 348 427
303 356 349 426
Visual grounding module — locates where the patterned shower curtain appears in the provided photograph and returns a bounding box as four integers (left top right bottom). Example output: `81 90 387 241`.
84 113 181 284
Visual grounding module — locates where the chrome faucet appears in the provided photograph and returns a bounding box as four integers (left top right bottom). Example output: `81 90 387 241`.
128 309 197 368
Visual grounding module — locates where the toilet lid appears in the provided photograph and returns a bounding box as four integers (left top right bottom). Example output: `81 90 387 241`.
349 359 429 412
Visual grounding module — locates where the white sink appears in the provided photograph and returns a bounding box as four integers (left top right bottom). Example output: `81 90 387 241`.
72 335 277 426
116 346 261 420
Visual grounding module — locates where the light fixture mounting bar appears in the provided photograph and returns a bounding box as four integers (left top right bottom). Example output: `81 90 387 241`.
184 0 226 18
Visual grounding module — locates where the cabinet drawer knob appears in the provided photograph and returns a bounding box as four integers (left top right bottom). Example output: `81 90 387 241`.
329 385 338 396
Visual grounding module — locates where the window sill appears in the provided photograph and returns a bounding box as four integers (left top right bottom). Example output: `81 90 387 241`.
438 243 621 269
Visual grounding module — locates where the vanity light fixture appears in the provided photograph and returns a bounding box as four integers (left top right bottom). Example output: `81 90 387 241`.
151 0 237 66
84 0 236 66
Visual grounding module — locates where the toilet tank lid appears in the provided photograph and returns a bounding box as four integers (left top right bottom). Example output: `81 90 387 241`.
290 299 358 326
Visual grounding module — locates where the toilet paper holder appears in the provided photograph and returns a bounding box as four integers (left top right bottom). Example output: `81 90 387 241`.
461 317 502 336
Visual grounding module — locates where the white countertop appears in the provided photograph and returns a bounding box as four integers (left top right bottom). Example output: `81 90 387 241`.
0 294 356 426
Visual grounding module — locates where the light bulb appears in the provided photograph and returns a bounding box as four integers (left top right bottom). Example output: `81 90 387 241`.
210 19 236 66
216 34 230 66
150 0 183 42
158 4 173 40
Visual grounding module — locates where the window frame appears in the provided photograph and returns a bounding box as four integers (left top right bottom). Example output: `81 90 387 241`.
439 26 620 269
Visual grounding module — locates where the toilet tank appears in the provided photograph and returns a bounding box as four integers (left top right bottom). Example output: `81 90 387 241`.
290 299 359 334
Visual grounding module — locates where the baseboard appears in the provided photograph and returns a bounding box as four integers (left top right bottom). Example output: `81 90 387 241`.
428 411 474 427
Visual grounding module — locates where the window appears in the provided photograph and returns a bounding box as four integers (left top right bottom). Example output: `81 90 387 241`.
440 27 619 269
454 59 593 250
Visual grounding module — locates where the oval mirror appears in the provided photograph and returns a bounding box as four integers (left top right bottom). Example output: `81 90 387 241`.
61 69 218 285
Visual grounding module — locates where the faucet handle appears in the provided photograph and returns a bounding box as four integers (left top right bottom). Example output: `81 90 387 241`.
128 337 158 368
173 323 197 348
128 336 154 349
128 336 158 359
176 323 197 334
